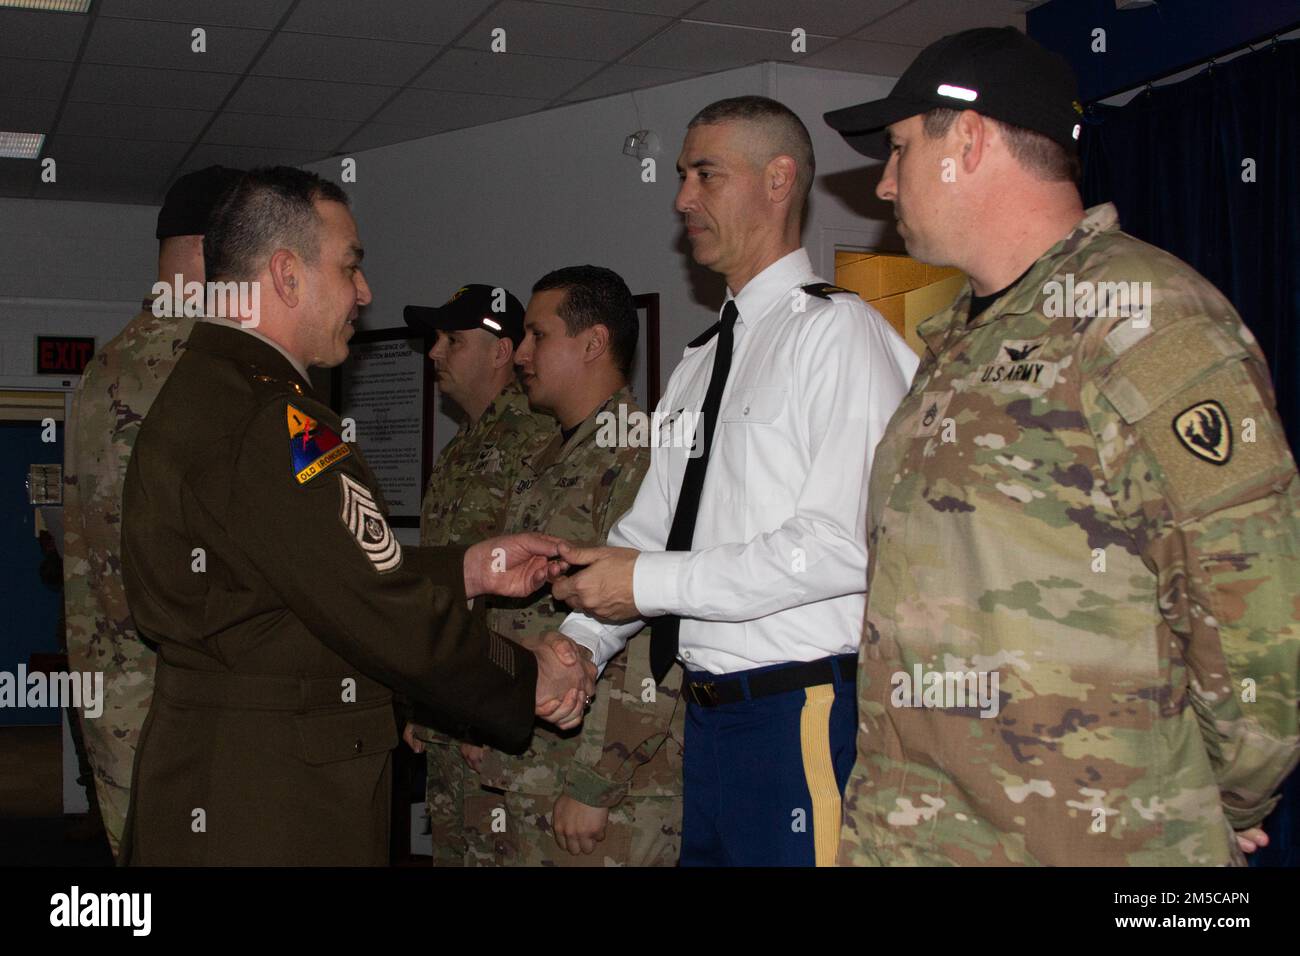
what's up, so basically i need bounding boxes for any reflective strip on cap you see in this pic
[482,317,503,331]
[936,83,978,102]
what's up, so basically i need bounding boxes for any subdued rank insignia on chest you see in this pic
[339,473,402,572]
[1173,399,1232,465]
[915,390,953,437]
[288,403,351,484]
[801,282,855,300]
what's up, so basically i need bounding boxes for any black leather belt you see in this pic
[685,654,857,707]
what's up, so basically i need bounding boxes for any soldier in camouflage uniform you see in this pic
[401,284,552,866]
[463,266,683,866]
[62,166,241,858]
[825,27,1299,865]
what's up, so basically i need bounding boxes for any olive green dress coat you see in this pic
[120,322,535,865]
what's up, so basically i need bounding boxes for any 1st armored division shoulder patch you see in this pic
[287,403,350,484]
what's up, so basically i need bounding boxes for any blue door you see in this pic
[0,419,64,726]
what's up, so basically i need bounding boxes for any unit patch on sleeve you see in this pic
[339,473,403,572]
[288,404,351,484]
[1172,399,1232,465]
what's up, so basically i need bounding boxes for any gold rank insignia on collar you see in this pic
[253,373,304,396]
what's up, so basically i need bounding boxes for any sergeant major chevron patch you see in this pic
[339,473,402,572]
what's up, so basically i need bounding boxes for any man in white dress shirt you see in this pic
[552,96,917,866]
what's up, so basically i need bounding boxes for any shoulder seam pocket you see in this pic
[1098,316,1243,424]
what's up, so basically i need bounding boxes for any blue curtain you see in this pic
[1081,38,1300,867]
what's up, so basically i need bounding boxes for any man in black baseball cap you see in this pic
[401,282,551,857]
[404,283,530,424]
[824,26,1081,161]
[405,283,525,348]
[63,162,242,859]
[825,27,1293,869]
[156,164,245,241]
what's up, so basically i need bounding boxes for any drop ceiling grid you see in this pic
[0,0,1033,204]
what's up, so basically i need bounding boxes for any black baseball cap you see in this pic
[824,27,1082,160]
[156,165,243,239]
[404,284,525,347]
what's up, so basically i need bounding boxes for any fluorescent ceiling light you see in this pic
[0,0,92,11]
[0,132,45,159]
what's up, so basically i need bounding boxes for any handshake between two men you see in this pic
[460,532,634,730]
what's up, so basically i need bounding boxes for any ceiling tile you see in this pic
[68,63,239,110]
[0,96,59,131]
[83,18,271,73]
[371,87,547,129]
[282,0,495,45]
[458,1,672,60]
[31,159,172,200]
[689,0,909,36]
[800,38,922,76]
[56,101,211,142]
[253,32,438,85]
[337,122,442,154]
[411,48,602,99]
[560,62,699,101]
[204,111,360,151]
[96,0,297,30]
[181,143,326,172]
[0,157,38,199]
[0,56,74,100]
[225,76,398,121]
[549,0,699,14]
[40,134,191,169]
[856,0,1028,44]
[0,9,87,62]
[624,20,835,71]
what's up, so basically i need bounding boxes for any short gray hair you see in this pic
[688,95,815,211]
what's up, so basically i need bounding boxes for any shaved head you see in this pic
[687,96,815,216]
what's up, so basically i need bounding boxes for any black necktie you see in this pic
[650,300,738,683]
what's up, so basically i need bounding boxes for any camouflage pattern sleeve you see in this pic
[1081,304,1300,830]
[562,442,675,808]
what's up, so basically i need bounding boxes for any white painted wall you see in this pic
[0,61,902,437]
[301,60,899,460]
[0,198,157,379]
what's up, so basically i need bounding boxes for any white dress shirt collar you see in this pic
[725,247,815,327]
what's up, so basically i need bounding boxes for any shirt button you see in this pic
[683,651,693,660]
[743,405,750,415]
[354,738,364,753]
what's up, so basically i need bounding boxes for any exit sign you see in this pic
[36,336,95,375]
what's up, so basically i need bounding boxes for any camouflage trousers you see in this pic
[76,657,156,859]
[462,789,681,867]
[425,741,468,867]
